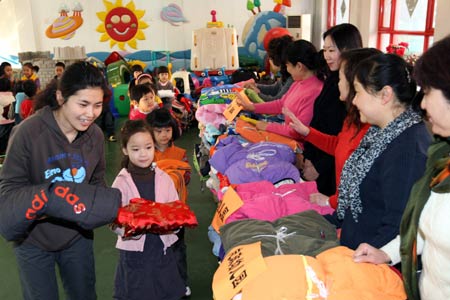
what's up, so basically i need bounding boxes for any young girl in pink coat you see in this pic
[112,119,185,300]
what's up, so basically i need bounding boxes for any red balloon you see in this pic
[263,27,292,51]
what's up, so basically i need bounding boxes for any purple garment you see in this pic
[245,142,296,164]
[210,141,296,175]
[209,142,246,174]
[214,135,242,150]
[226,181,335,223]
[225,159,300,184]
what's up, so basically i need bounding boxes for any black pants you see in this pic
[172,227,188,285]
[0,121,14,155]
[13,236,96,300]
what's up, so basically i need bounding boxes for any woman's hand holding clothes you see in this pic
[243,81,260,93]
[255,121,268,131]
[236,92,255,111]
[309,193,330,206]
[353,243,392,264]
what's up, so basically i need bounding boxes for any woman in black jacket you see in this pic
[302,23,362,196]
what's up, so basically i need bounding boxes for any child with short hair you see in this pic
[129,84,159,120]
[19,80,37,119]
[54,62,66,80]
[156,65,175,110]
[112,119,186,300]
[137,73,165,106]
[147,108,185,162]
[147,108,191,296]
[127,64,144,93]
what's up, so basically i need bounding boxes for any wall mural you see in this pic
[96,0,148,50]
[45,3,84,40]
[160,3,189,26]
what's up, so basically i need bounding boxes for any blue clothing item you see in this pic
[208,225,222,257]
[218,245,226,261]
[15,92,26,114]
[14,236,96,300]
[326,122,431,250]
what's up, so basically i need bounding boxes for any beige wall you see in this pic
[349,0,379,47]
[0,0,315,55]
[2,0,449,59]
[435,0,450,41]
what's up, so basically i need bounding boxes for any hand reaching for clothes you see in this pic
[309,193,330,206]
[255,121,268,131]
[236,91,255,112]
[283,107,310,136]
[243,81,260,93]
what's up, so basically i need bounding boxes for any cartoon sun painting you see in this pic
[96,0,148,50]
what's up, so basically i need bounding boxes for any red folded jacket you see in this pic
[115,198,198,237]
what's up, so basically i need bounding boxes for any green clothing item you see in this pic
[400,137,450,300]
[245,88,265,103]
[220,210,339,257]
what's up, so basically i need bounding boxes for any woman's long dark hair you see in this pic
[340,48,382,133]
[34,61,109,111]
[323,23,363,52]
[414,35,450,102]
[267,35,294,83]
[284,39,328,81]
[355,53,421,111]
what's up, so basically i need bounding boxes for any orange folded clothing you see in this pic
[115,198,198,237]
[235,118,301,152]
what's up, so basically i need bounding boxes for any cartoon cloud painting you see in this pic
[160,3,188,26]
[96,0,148,50]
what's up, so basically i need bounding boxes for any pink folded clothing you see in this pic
[226,180,334,224]
[195,104,227,129]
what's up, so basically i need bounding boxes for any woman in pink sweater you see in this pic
[284,48,381,208]
[237,39,325,140]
